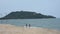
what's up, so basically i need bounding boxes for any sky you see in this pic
[0,0,60,18]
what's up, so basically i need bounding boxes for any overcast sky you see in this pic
[0,0,60,18]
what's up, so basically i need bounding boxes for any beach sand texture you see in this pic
[0,24,60,34]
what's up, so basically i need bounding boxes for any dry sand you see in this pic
[0,24,60,34]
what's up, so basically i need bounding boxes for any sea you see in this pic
[0,18,60,30]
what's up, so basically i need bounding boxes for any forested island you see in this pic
[0,11,56,19]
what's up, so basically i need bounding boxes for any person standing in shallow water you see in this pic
[29,24,31,28]
[26,24,27,28]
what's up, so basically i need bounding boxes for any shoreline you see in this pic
[0,24,60,34]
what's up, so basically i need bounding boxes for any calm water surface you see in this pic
[0,18,60,30]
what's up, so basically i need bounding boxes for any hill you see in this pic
[0,11,56,19]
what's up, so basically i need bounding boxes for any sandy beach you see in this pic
[0,24,60,34]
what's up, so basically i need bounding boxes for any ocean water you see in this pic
[0,18,60,30]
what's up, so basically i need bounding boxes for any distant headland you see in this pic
[0,11,56,19]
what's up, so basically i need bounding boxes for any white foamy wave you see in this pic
[24,26,39,28]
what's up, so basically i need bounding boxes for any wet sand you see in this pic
[0,24,60,34]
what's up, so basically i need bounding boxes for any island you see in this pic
[0,11,56,19]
